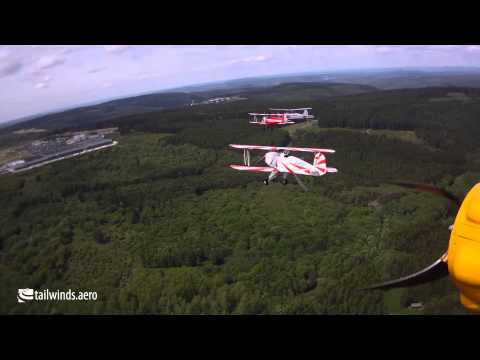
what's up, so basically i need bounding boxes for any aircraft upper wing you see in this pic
[269,108,312,111]
[248,113,287,116]
[230,165,274,172]
[230,144,335,153]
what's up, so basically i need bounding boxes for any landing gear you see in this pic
[282,178,288,185]
[263,179,269,185]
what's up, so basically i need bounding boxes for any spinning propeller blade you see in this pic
[362,252,449,291]
[389,181,461,207]
[253,154,266,165]
[293,173,309,192]
[363,182,460,292]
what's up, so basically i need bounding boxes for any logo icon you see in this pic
[17,288,34,303]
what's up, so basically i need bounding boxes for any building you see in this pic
[66,134,87,145]
[409,302,424,310]
[5,160,26,170]
[13,138,114,171]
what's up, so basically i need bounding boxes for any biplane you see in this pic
[229,144,338,191]
[269,107,314,120]
[248,113,296,128]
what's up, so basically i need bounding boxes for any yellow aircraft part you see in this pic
[448,183,480,313]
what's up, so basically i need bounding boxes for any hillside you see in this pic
[0,83,377,138]
[0,86,479,314]
[9,67,480,133]
[194,82,376,102]
[170,68,480,93]
[0,92,205,135]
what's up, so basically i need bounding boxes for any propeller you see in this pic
[293,173,309,192]
[362,252,449,290]
[364,182,461,292]
[388,181,461,207]
[252,154,266,165]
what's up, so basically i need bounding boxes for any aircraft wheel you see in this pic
[282,179,288,185]
[263,179,269,185]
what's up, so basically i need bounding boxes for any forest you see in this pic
[0,84,479,314]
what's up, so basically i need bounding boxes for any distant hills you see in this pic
[0,83,377,134]
[6,67,480,133]
[169,67,480,92]
[0,92,204,134]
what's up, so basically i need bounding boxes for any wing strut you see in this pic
[243,149,251,166]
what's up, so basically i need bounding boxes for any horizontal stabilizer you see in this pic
[362,252,449,291]
[327,167,338,173]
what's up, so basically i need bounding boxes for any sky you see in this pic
[2,45,480,123]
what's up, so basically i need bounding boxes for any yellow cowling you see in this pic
[448,183,480,313]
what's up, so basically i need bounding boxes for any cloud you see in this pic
[467,45,480,52]
[34,82,47,89]
[88,67,107,74]
[229,54,273,64]
[104,45,129,53]
[375,46,395,53]
[0,60,23,78]
[36,55,65,70]
[0,47,10,59]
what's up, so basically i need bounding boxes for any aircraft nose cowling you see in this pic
[449,240,480,313]
[448,183,480,313]
[466,188,480,224]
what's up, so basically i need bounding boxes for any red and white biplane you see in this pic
[229,144,338,191]
[248,113,296,128]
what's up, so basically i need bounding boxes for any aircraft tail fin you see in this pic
[313,152,327,174]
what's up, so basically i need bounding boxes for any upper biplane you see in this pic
[269,107,314,120]
[229,144,338,191]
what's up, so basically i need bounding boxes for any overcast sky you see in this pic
[2,45,480,123]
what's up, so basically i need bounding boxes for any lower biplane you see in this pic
[248,113,296,128]
[229,144,338,191]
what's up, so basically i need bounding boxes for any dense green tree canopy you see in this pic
[0,85,478,314]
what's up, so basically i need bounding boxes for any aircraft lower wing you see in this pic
[230,144,335,153]
[230,165,275,172]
